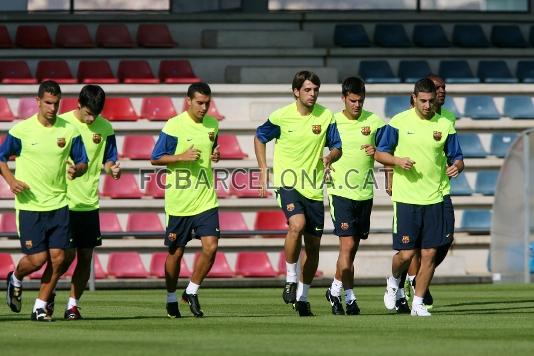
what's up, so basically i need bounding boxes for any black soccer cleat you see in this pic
[325,289,345,315]
[423,289,434,307]
[395,297,411,314]
[282,282,297,304]
[345,300,361,315]
[166,302,181,319]
[6,271,22,313]
[294,301,314,317]
[46,292,56,317]
[64,306,83,320]
[31,308,53,322]
[181,291,204,317]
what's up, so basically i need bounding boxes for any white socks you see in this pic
[345,289,356,303]
[33,298,47,312]
[67,297,78,309]
[413,295,424,306]
[11,273,22,288]
[185,281,200,295]
[166,292,177,303]
[329,278,343,297]
[286,262,298,283]
[296,282,310,302]
[388,275,401,289]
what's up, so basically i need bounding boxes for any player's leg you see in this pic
[33,248,67,321]
[165,246,184,318]
[6,251,47,313]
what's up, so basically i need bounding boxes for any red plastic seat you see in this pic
[101,173,143,199]
[144,173,166,199]
[0,253,15,278]
[118,60,159,84]
[140,97,177,121]
[126,212,163,233]
[182,97,224,120]
[159,60,201,84]
[96,24,134,48]
[229,171,271,198]
[0,61,37,84]
[55,24,94,48]
[102,98,139,121]
[216,179,230,198]
[77,60,119,84]
[255,210,287,238]
[194,252,234,278]
[99,212,123,233]
[17,97,38,119]
[0,178,15,199]
[219,211,249,237]
[15,25,52,48]
[36,60,77,84]
[59,97,78,114]
[137,24,176,48]
[121,135,155,160]
[149,252,192,278]
[0,97,15,121]
[218,134,247,159]
[107,252,148,278]
[235,252,277,277]
[0,25,13,48]
[0,212,17,233]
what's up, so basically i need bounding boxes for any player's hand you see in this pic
[322,155,335,182]
[211,145,220,163]
[66,161,77,180]
[9,179,29,194]
[446,164,459,178]
[361,144,376,156]
[110,161,121,180]
[179,145,201,161]
[259,168,268,198]
[395,157,415,170]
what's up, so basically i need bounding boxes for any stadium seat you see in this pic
[137,24,176,48]
[516,61,534,83]
[15,25,52,48]
[229,171,271,198]
[117,60,159,84]
[398,60,432,83]
[452,24,490,47]
[101,173,143,199]
[107,252,148,278]
[29,264,46,279]
[102,98,139,121]
[374,24,411,47]
[126,212,163,233]
[461,209,492,232]
[58,97,78,114]
[121,135,155,160]
[194,252,234,278]
[0,97,15,121]
[96,24,134,48]
[254,210,288,238]
[477,61,517,83]
[216,179,230,198]
[182,97,225,120]
[503,96,534,119]
[0,61,37,84]
[358,60,401,83]
[463,96,501,120]
[77,60,119,84]
[443,96,462,118]
[450,174,472,196]
[384,95,411,118]
[140,97,177,121]
[0,213,17,233]
[218,134,248,159]
[333,24,371,47]
[144,173,166,199]
[235,252,277,277]
[0,25,13,48]
[219,211,249,237]
[412,24,450,47]
[17,97,38,119]
[0,253,15,279]
[458,133,487,158]
[159,60,201,84]
[55,24,94,48]
[99,212,123,233]
[439,60,480,83]
[149,252,192,278]
[491,25,527,48]
[0,178,15,199]
[490,133,517,158]
[36,60,77,84]
[475,170,499,196]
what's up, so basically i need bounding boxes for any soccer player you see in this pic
[324,77,385,316]
[59,84,120,320]
[151,82,221,318]
[1,80,88,321]
[254,70,342,316]
[375,78,463,317]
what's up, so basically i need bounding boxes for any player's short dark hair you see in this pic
[413,78,436,96]
[187,82,211,99]
[38,80,61,98]
[292,70,321,91]
[79,85,106,115]
[341,77,365,97]
[426,73,444,82]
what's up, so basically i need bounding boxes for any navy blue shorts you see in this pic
[276,187,324,237]
[18,206,73,255]
[393,201,448,250]
[329,195,373,239]
[443,195,455,239]
[70,209,102,249]
[165,207,220,248]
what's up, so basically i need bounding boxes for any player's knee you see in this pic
[202,242,218,257]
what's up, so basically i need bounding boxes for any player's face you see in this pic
[294,80,319,108]
[413,91,436,119]
[78,105,99,125]
[342,92,365,119]
[37,92,60,121]
[187,92,211,121]
[430,77,446,107]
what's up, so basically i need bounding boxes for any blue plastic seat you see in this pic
[475,170,499,195]
[457,133,487,158]
[503,96,534,119]
[490,133,517,158]
[477,61,517,83]
[334,24,371,47]
[439,60,480,83]
[358,60,401,83]
[384,95,411,118]
[398,60,431,83]
[461,210,492,232]
[412,24,450,47]
[464,96,501,120]
[491,25,527,48]
[443,96,462,118]
[450,174,472,196]
[374,24,411,47]
[517,61,534,83]
[452,24,490,47]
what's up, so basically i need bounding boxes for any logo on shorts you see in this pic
[208,132,215,142]
[92,133,102,144]
[57,137,66,148]
[340,222,349,230]
[402,235,410,244]
[433,131,442,141]
[361,126,371,136]
[25,240,32,249]
[286,203,295,212]
[168,233,177,241]
[312,125,321,135]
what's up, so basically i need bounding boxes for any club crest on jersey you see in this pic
[433,131,442,141]
[208,131,215,142]
[286,203,295,212]
[57,137,66,148]
[402,235,410,244]
[25,240,32,249]
[312,125,321,134]
[340,222,349,231]
[92,133,102,144]
[361,126,371,136]
[168,233,177,241]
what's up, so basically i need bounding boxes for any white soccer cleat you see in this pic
[383,277,397,311]
[411,303,431,317]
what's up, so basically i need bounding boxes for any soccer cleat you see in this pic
[181,291,204,317]
[282,282,297,304]
[404,277,412,300]
[423,289,434,309]
[395,298,411,314]
[31,308,53,322]
[64,306,83,320]
[46,292,56,317]
[294,301,314,317]
[345,300,360,315]
[411,303,431,317]
[166,302,181,318]
[6,271,22,313]
[383,277,397,311]
[325,289,345,315]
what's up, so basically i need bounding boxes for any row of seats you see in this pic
[0,24,176,48]
[335,24,534,48]
[0,59,200,84]
[359,60,534,84]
